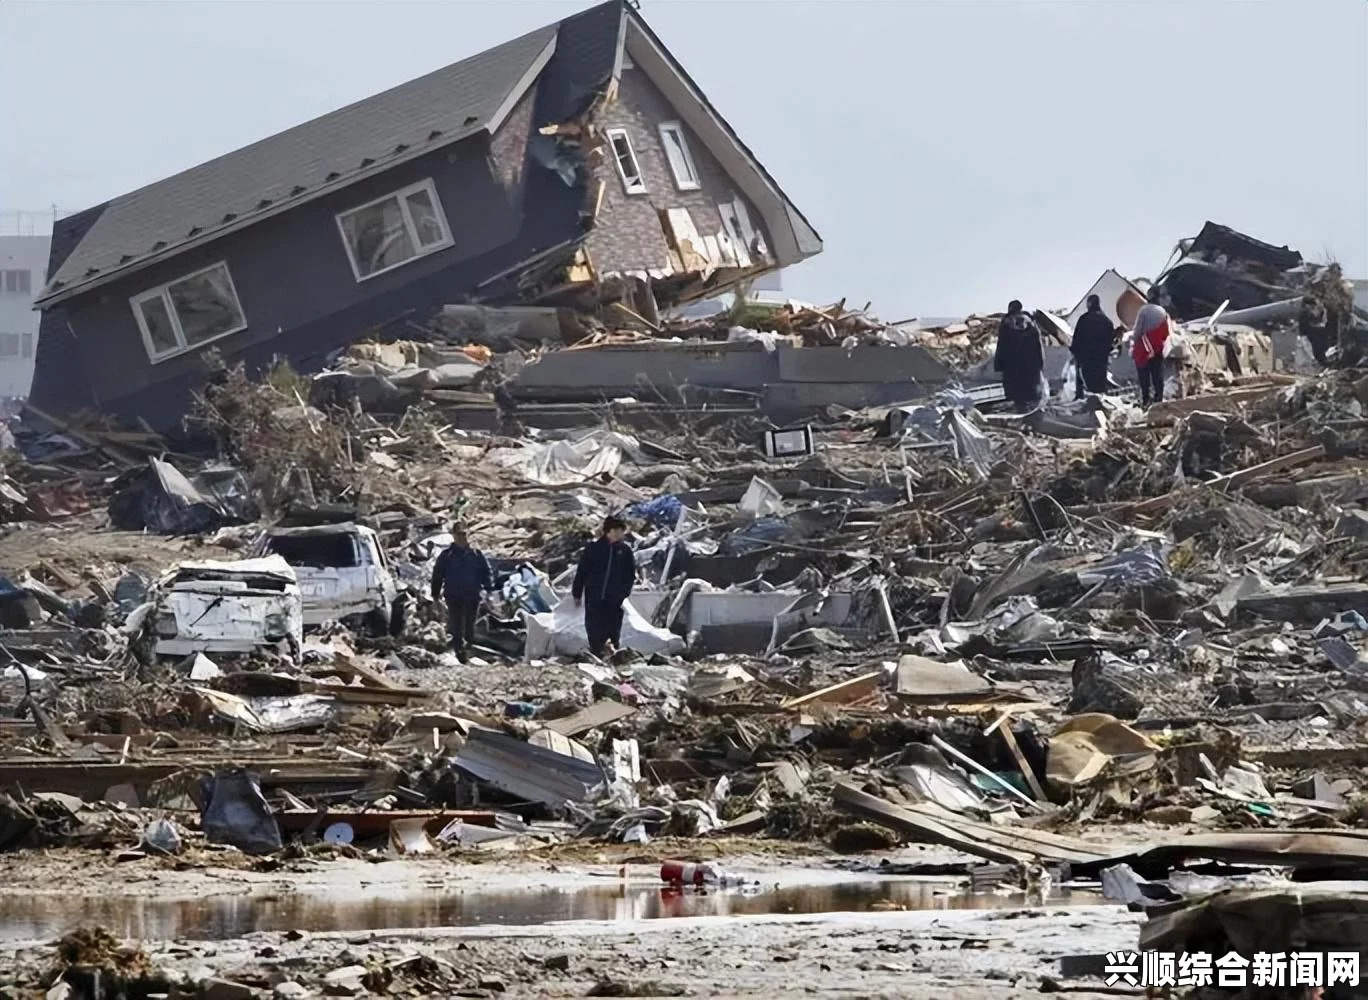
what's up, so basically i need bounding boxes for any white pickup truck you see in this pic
[256,523,406,636]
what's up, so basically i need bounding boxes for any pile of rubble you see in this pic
[1,220,1367,994]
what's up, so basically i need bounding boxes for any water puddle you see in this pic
[0,879,1103,942]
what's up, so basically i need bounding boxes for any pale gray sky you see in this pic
[3,0,1365,317]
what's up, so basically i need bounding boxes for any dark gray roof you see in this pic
[40,23,558,302]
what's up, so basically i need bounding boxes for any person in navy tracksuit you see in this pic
[572,516,636,656]
[430,528,493,662]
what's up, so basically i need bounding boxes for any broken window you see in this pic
[266,532,360,568]
[336,179,452,281]
[605,128,647,195]
[1,270,30,295]
[130,262,247,363]
[659,122,700,191]
[717,202,752,269]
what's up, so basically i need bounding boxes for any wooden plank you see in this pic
[1143,386,1283,424]
[544,701,637,738]
[995,712,1048,803]
[833,782,1033,865]
[322,656,401,692]
[1125,445,1326,517]
[1211,445,1326,491]
[782,671,883,710]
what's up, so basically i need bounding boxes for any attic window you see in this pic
[326,172,341,182]
[428,130,443,141]
[187,227,202,237]
[335,178,453,282]
[359,158,375,168]
[393,144,409,155]
[659,122,700,191]
[605,128,646,195]
[130,261,247,363]
[257,199,272,210]
[291,186,306,196]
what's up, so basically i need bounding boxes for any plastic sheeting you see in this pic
[524,599,684,659]
[108,458,257,535]
[198,769,282,855]
[1077,542,1171,588]
[626,495,684,528]
[488,429,642,486]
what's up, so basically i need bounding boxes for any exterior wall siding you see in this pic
[32,138,521,419]
[586,66,771,275]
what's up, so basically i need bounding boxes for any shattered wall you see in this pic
[586,66,772,278]
[490,83,538,210]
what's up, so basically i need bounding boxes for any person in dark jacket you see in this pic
[430,528,494,662]
[1070,295,1118,395]
[572,515,636,657]
[994,300,1045,412]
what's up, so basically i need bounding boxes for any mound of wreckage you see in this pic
[2,220,1368,990]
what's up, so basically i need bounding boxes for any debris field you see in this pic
[1,220,1367,998]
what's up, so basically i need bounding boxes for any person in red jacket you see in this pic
[1131,287,1171,407]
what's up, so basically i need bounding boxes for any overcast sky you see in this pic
[3,0,1365,318]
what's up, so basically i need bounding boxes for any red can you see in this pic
[660,861,712,885]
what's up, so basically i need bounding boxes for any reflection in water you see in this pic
[0,881,1101,943]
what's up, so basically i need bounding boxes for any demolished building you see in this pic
[27,0,821,429]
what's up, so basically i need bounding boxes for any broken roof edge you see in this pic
[621,10,823,267]
[34,32,560,311]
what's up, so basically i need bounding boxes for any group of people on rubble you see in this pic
[429,516,636,662]
[997,261,1357,412]
[992,286,1173,412]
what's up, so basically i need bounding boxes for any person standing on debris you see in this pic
[1130,287,1171,407]
[1299,293,1331,365]
[1070,295,1118,396]
[430,528,494,663]
[993,300,1046,412]
[572,515,636,658]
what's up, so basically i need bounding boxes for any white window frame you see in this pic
[605,128,648,195]
[129,261,248,364]
[335,178,454,282]
[658,122,701,192]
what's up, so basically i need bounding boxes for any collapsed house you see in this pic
[27,0,820,429]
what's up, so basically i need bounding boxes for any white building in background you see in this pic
[0,232,50,398]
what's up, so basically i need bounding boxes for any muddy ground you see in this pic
[0,844,1148,997]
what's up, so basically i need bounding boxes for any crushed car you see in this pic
[130,556,304,662]
[254,522,407,636]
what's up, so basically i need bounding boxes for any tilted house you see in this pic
[30,0,820,428]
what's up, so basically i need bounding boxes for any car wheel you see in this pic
[363,607,390,638]
[388,594,409,638]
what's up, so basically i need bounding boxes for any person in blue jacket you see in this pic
[572,515,636,657]
[430,528,493,662]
